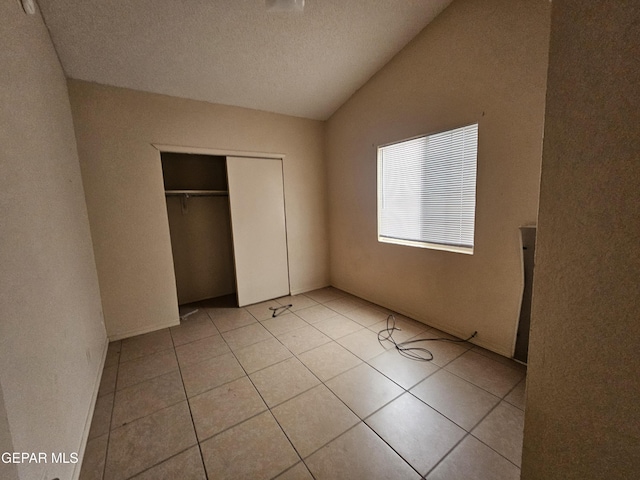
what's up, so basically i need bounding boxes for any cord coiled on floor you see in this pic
[378,314,477,361]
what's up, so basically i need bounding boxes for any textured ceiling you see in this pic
[38,0,453,120]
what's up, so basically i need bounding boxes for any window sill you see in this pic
[378,236,474,255]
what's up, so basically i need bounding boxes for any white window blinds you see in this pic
[377,124,478,254]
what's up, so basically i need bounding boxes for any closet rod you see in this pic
[165,189,228,197]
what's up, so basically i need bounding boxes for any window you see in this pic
[377,123,478,254]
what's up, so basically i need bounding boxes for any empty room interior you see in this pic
[1,0,638,479]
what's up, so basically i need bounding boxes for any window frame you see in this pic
[376,123,479,255]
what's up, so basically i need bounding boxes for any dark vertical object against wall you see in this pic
[515,226,536,363]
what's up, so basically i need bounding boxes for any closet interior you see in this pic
[161,152,291,310]
[162,153,237,307]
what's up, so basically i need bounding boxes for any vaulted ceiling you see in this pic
[38,0,453,120]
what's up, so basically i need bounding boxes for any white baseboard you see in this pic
[290,283,331,296]
[330,282,513,359]
[73,336,109,480]
[108,319,180,342]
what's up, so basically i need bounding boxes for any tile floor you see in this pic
[80,287,526,480]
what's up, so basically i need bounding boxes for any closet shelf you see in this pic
[165,189,229,197]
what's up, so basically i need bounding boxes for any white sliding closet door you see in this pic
[227,156,290,306]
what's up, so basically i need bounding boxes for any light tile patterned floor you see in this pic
[80,288,526,480]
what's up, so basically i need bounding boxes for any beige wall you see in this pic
[68,80,329,339]
[0,3,107,480]
[522,1,640,478]
[325,0,551,355]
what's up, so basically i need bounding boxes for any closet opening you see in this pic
[160,148,291,314]
[161,152,238,310]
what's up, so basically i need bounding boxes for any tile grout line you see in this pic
[348,366,470,478]
[247,301,349,480]
[319,297,477,479]
[420,431,472,479]
[212,311,316,480]
[417,363,524,476]
[459,399,523,470]
[94,293,343,479]
[106,331,211,477]
[112,354,180,392]
[435,351,526,399]
[269,293,423,476]
[305,294,494,478]
[359,420,426,479]
[100,344,121,480]
[266,461,312,480]
[206,293,399,477]
[169,322,212,480]
[122,446,198,480]
[96,289,525,479]
[501,377,527,411]
[296,310,430,474]
[407,348,527,476]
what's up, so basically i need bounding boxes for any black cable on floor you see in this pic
[269,304,293,317]
[378,314,477,361]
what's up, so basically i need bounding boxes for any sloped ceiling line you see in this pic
[37,0,453,120]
